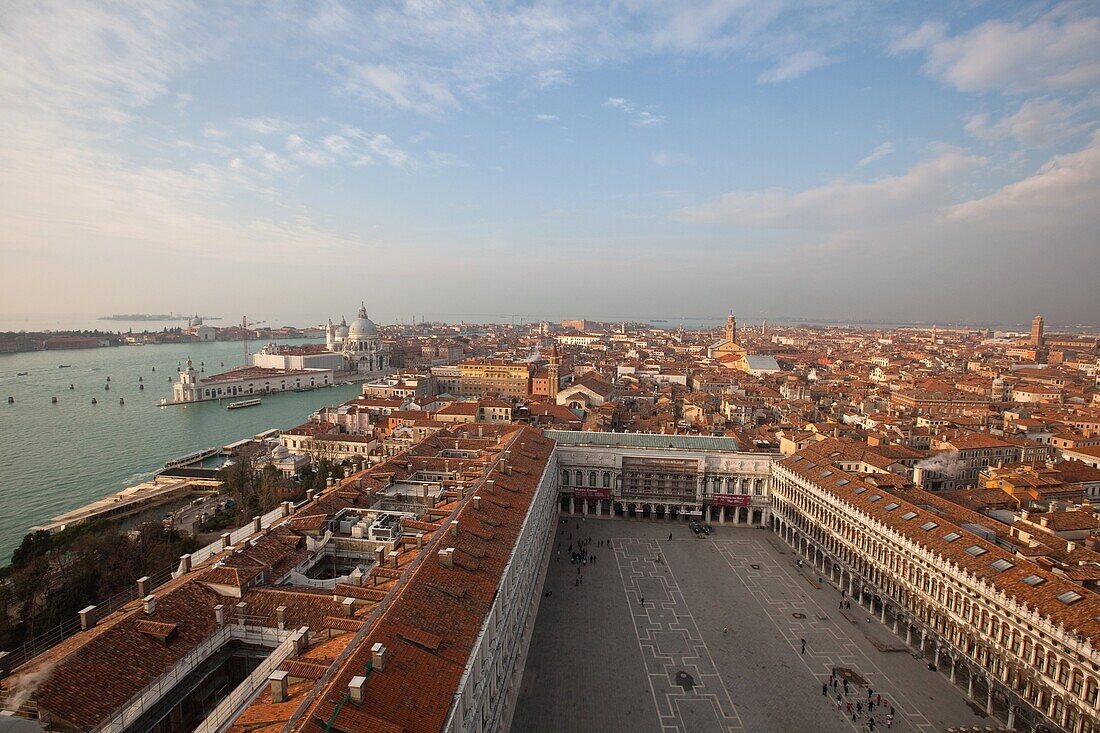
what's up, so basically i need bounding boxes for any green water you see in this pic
[0,340,360,562]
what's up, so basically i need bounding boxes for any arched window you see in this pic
[589,471,597,487]
[575,470,583,486]
[603,472,611,488]
[561,469,570,486]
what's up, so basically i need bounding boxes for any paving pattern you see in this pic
[614,538,744,733]
[710,536,938,733]
[511,519,986,733]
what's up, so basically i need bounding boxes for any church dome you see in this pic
[347,303,378,338]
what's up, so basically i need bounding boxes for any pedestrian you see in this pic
[844,680,849,695]
[867,688,873,701]
[723,626,728,637]
[886,714,893,729]
[640,596,645,605]
[876,694,881,706]
[822,683,828,696]
[668,532,673,541]
[856,702,862,716]
[888,706,894,718]
[801,638,807,655]
[836,697,842,710]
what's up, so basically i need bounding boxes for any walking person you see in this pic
[722,626,728,637]
[668,532,673,541]
[801,638,807,655]
[822,683,828,696]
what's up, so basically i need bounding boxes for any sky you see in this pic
[0,1,1098,327]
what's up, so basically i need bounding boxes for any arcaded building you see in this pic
[771,438,1100,733]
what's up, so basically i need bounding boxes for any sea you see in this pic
[0,339,361,563]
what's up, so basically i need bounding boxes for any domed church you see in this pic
[325,302,389,373]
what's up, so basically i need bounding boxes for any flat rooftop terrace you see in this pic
[513,520,993,733]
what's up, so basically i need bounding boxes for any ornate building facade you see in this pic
[771,440,1100,733]
[323,302,389,374]
[548,430,777,525]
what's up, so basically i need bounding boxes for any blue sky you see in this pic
[1,1,1098,326]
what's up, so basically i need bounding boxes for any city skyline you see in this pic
[1,1,1098,324]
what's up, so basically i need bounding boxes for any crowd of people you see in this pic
[554,517,609,587]
[825,668,896,731]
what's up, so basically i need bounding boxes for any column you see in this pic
[848,576,855,597]
[583,499,588,516]
[569,498,575,514]
[968,671,975,700]
[920,630,927,654]
[986,682,994,716]
[949,657,957,684]
[718,507,725,524]
[892,612,899,635]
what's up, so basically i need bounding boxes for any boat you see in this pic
[16,372,28,376]
[58,364,71,369]
[164,446,219,469]
[227,398,262,410]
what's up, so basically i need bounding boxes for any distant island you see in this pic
[98,314,221,321]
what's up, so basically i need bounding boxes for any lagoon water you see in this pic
[0,339,360,562]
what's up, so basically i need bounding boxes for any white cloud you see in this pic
[673,150,985,228]
[949,130,1100,224]
[330,60,459,117]
[534,113,559,121]
[603,96,665,126]
[757,50,831,83]
[651,151,694,167]
[857,141,895,167]
[535,69,569,88]
[964,99,1094,148]
[893,7,1100,93]
[233,116,291,135]
[310,2,851,118]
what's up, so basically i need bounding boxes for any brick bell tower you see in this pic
[548,342,560,399]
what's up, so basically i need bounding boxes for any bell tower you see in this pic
[725,312,736,344]
[548,342,561,399]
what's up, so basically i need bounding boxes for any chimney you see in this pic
[269,670,289,703]
[486,479,495,492]
[375,546,385,566]
[450,520,459,538]
[276,605,287,631]
[371,642,388,672]
[388,550,399,568]
[438,547,455,568]
[349,567,363,586]
[79,605,97,630]
[342,597,355,617]
[252,515,261,533]
[221,532,232,549]
[142,594,156,615]
[349,675,366,705]
[214,604,225,625]
[236,602,249,626]
[473,495,481,510]
[178,554,192,574]
[416,533,424,549]
[137,575,151,598]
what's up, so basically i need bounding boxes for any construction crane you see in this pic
[241,316,266,366]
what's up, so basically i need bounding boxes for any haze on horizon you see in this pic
[0,1,1098,327]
